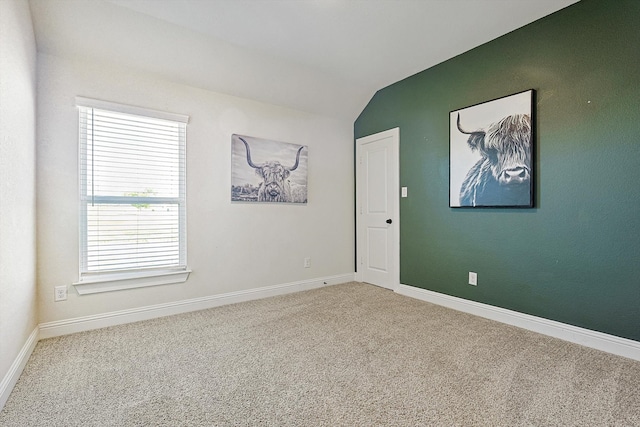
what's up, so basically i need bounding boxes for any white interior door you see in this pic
[356,128,399,290]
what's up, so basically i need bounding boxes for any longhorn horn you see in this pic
[288,146,304,171]
[456,113,484,135]
[239,137,263,169]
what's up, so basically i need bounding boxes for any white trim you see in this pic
[396,284,640,361]
[75,96,189,123]
[392,128,400,291]
[355,127,400,291]
[41,273,354,339]
[0,327,39,411]
[73,269,191,295]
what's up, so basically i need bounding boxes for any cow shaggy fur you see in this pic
[458,114,532,207]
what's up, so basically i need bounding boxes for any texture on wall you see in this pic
[0,0,38,400]
[355,0,640,341]
[36,53,354,324]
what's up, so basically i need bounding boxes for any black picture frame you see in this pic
[449,89,534,208]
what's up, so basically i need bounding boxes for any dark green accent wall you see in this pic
[354,0,640,341]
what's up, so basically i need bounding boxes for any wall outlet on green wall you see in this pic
[468,272,477,286]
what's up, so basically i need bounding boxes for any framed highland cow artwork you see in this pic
[231,134,308,204]
[449,89,534,208]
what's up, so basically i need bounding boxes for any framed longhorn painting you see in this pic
[449,89,534,208]
[231,134,308,204]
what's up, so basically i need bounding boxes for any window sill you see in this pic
[72,269,191,295]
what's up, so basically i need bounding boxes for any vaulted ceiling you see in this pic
[29,0,578,121]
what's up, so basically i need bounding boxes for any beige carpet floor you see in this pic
[1,282,639,426]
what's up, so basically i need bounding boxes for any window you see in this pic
[74,98,190,294]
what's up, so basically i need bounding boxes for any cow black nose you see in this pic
[501,167,529,184]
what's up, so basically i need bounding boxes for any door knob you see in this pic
[386,219,392,224]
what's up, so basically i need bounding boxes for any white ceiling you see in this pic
[29,0,579,121]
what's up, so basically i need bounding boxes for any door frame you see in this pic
[355,127,400,290]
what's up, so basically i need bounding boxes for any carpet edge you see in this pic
[0,327,38,411]
[38,273,355,340]
[396,283,640,361]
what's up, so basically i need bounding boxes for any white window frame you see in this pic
[73,97,190,295]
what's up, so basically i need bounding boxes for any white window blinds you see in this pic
[77,99,188,276]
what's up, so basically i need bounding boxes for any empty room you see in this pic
[1,0,639,425]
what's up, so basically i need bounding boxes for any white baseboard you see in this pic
[396,284,640,361]
[39,273,354,340]
[10,276,632,413]
[0,327,39,411]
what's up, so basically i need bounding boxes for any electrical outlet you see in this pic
[468,272,478,286]
[304,257,311,268]
[54,285,67,301]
